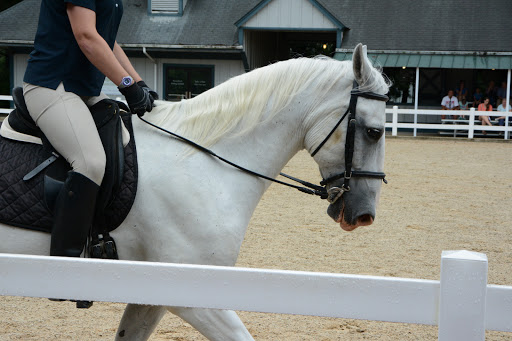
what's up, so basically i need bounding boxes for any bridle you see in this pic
[299,80,389,203]
[138,80,388,204]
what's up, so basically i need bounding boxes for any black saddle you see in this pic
[0,87,139,258]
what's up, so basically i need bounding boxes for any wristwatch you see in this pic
[118,76,134,89]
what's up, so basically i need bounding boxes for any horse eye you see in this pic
[367,128,383,140]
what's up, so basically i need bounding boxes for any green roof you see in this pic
[334,52,512,70]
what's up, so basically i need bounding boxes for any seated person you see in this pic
[477,97,493,134]
[455,80,467,100]
[496,81,509,107]
[472,88,483,107]
[441,90,459,119]
[496,98,511,126]
[458,96,469,118]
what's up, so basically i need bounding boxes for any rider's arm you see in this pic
[113,42,143,83]
[66,4,128,86]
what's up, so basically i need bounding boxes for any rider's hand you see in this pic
[137,80,159,103]
[118,82,153,117]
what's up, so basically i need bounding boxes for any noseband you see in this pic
[139,81,388,204]
[308,81,388,203]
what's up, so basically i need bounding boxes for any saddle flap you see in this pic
[7,87,40,137]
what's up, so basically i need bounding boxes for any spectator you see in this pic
[441,90,459,119]
[455,80,468,100]
[458,96,469,118]
[472,88,483,107]
[459,96,469,110]
[486,80,498,107]
[496,98,511,126]
[477,97,493,134]
[496,81,510,107]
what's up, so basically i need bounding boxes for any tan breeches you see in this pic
[23,82,106,185]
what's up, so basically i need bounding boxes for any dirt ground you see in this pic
[1,137,511,340]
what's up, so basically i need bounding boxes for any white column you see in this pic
[505,69,511,140]
[438,250,488,341]
[414,67,419,137]
[468,108,475,139]
[392,105,398,136]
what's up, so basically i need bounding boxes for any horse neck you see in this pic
[212,97,308,179]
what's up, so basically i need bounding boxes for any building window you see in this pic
[164,64,214,101]
[150,0,187,14]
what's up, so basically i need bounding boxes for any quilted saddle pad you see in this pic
[0,113,138,234]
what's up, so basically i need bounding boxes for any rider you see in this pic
[22,0,157,258]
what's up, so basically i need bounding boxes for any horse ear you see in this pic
[352,43,371,85]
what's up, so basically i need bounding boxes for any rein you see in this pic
[137,116,328,198]
[138,81,388,203]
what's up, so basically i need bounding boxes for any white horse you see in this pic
[0,44,389,340]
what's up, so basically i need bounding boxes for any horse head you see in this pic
[307,44,389,231]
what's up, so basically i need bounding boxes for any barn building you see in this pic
[0,0,511,108]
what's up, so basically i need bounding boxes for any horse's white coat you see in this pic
[0,44,389,340]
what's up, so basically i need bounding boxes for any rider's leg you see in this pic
[23,82,106,257]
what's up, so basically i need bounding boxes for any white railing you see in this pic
[386,107,512,140]
[2,95,512,140]
[0,95,13,115]
[0,250,511,340]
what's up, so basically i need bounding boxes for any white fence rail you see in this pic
[2,95,512,140]
[386,106,512,140]
[0,250,511,340]
[0,95,13,115]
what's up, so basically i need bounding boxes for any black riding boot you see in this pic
[50,171,99,257]
[50,171,99,309]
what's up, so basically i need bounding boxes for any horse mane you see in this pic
[149,56,389,150]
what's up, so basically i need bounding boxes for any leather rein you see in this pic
[138,81,388,203]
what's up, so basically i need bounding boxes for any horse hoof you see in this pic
[76,300,93,309]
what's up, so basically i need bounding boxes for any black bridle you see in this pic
[295,81,389,203]
[138,81,388,203]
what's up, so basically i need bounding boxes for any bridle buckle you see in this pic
[327,186,347,204]
[344,171,352,180]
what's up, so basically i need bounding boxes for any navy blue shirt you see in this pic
[24,0,123,96]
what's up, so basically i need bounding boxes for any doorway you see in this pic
[164,64,214,101]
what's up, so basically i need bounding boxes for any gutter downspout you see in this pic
[142,47,158,94]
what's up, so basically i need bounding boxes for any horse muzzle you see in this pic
[326,184,377,231]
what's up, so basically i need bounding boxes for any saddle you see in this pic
[0,87,139,258]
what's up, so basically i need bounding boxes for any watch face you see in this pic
[122,77,133,87]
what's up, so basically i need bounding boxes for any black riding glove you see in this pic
[118,82,153,117]
[137,80,159,103]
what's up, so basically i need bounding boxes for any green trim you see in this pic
[334,51,512,70]
[306,0,346,29]
[235,0,273,27]
[235,0,345,29]
[238,26,341,47]
[240,26,338,32]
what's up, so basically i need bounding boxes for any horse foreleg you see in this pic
[115,304,167,341]
[168,307,254,341]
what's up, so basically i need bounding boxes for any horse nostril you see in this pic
[357,214,374,226]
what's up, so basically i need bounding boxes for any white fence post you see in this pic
[438,250,488,341]
[468,108,475,139]
[392,105,398,136]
